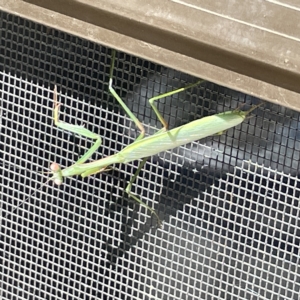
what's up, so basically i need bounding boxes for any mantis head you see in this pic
[50,162,63,186]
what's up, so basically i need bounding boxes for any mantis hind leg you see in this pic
[125,157,162,227]
[108,50,145,142]
[109,49,205,134]
[53,86,102,164]
[148,77,206,131]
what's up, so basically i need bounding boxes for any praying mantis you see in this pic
[6,50,261,226]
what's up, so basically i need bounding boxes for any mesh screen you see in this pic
[1,11,300,300]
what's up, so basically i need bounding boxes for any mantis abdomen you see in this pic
[120,110,248,163]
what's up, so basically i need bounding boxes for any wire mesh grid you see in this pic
[1,11,300,300]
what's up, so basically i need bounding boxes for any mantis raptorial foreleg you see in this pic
[54,87,102,166]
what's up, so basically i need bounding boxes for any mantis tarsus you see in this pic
[6,50,261,226]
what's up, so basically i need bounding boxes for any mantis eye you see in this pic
[50,162,60,172]
[53,178,63,186]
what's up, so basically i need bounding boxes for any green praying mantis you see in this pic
[6,50,261,226]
